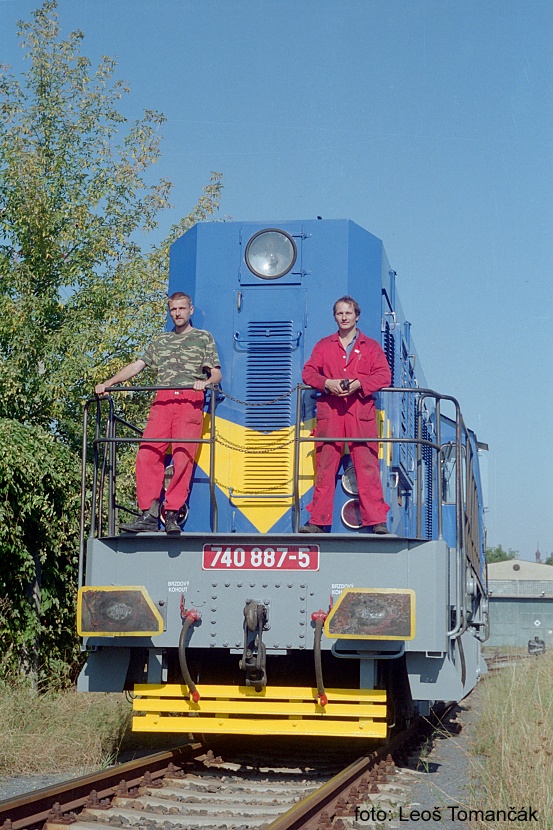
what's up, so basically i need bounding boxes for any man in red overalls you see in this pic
[95,293,221,535]
[299,296,391,534]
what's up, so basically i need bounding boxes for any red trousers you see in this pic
[136,390,204,511]
[307,401,390,527]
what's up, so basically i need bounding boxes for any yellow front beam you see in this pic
[135,698,385,717]
[132,684,387,738]
[132,714,386,737]
[135,683,386,701]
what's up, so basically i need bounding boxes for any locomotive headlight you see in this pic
[77,586,164,637]
[325,588,416,640]
[245,229,297,279]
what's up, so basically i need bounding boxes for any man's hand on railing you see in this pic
[193,379,213,392]
[94,359,147,398]
[94,383,111,397]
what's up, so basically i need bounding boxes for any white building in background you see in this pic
[487,560,553,648]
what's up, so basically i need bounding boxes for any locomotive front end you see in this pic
[78,219,488,739]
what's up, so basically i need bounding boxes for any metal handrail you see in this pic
[81,385,219,544]
[292,398,442,533]
[80,383,484,639]
[233,330,303,346]
[293,384,482,638]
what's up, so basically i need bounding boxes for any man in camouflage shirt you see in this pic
[95,292,222,535]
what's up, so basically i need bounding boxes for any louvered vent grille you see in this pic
[399,390,415,475]
[243,320,294,497]
[245,321,293,430]
[384,322,395,385]
[421,420,433,538]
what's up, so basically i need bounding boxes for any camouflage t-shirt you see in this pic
[141,328,220,387]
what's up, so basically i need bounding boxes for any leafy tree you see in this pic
[485,544,518,563]
[544,553,553,566]
[0,0,222,447]
[0,1,222,681]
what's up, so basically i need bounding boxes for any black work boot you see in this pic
[164,510,181,535]
[298,523,327,533]
[120,500,160,533]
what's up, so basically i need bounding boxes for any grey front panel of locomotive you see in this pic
[83,535,449,652]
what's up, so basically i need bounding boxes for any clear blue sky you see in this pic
[2,0,552,560]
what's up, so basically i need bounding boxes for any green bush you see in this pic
[0,419,81,682]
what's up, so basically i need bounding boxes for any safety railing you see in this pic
[80,383,485,637]
[293,384,481,638]
[293,385,445,536]
[79,386,218,589]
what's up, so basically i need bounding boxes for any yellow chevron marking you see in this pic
[195,415,316,533]
[195,410,389,533]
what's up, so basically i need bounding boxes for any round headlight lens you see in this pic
[245,229,297,279]
[341,498,363,529]
[341,464,358,496]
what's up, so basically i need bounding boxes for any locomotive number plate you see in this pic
[202,544,320,571]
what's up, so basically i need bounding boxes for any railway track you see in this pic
[0,710,451,830]
[484,650,542,670]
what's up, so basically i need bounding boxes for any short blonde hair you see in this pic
[168,291,193,307]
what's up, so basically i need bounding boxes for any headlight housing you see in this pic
[245,229,297,279]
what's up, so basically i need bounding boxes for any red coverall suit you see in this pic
[302,330,391,527]
[136,389,205,512]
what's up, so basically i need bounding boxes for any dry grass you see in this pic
[0,679,132,775]
[471,652,553,828]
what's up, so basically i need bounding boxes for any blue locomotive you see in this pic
[77,219,489,739]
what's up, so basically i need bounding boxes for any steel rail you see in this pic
[0,744,201,830]
[264,726,414,830]
[265,703,457,830]
[1,701,461,830]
